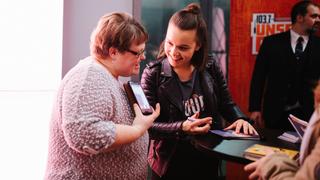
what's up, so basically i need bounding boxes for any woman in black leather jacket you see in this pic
[141,3,257,179]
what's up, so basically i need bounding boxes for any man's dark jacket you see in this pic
[249,30,320,129]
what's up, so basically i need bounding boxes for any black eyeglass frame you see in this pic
[126,49,145,58]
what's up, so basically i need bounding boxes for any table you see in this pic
[192,128,300,164]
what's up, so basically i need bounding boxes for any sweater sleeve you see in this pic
[260,153,299,180]
[61,67,116,155]
[261,138,320,180]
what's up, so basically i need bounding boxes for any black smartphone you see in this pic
[123,81,153,115]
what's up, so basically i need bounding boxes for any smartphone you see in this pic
[123,81,153,115]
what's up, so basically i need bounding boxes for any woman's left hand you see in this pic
[244,151,275,179]
[244,154,268,179]
[224,119,258,135]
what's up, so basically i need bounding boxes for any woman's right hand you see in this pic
[107,104,160,150]
[182,112,212,135]
[132,103,160,135]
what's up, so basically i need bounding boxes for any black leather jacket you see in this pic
[141,58,248,176]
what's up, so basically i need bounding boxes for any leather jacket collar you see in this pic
[160,58,173,77]
[158,58,216,116]
[159,58,184,113]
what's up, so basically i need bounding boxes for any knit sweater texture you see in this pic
[45,56,148,180]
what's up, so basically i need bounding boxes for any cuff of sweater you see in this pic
[260,153,298,179]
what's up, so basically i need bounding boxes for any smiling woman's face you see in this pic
[164,23,200,70]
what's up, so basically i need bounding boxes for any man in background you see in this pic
[249,0,320,130]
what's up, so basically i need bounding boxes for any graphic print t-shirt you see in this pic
[176,70,205,117]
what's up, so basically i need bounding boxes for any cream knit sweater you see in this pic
[45,57,148,180]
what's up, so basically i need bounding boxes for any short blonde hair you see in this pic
[90,12,148,60]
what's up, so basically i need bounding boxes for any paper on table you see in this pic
[278,131,301,143]
[288,114,308,139]
[210,130,260,140]
[243,144,299,161]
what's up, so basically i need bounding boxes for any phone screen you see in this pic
[129,82,153,114]
[130,83,149,109]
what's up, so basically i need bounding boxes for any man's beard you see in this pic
[307,21,320,35]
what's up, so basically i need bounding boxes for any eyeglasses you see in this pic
[126,49,145,58]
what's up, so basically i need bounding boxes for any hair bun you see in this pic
[185,3,201,14]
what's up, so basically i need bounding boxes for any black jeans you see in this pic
[150,141,219,180]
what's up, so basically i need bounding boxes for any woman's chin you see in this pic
[132,69,140,75]
[168,59,182,67]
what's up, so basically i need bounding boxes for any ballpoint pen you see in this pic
[187,117,196,122]
[187,117,217,125]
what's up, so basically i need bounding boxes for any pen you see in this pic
[187,117,196,122]
[187,117,217,124]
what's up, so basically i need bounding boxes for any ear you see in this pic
[296,14,304,23]
[108,47,118,59]
[195,43,201,51]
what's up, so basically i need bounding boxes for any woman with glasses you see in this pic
[141,3,257,179]
[44,12,160,180]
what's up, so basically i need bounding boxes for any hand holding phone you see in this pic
[132,103,160,134]
[123,81,153,115]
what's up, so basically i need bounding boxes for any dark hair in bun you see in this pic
[184,3,201,14]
